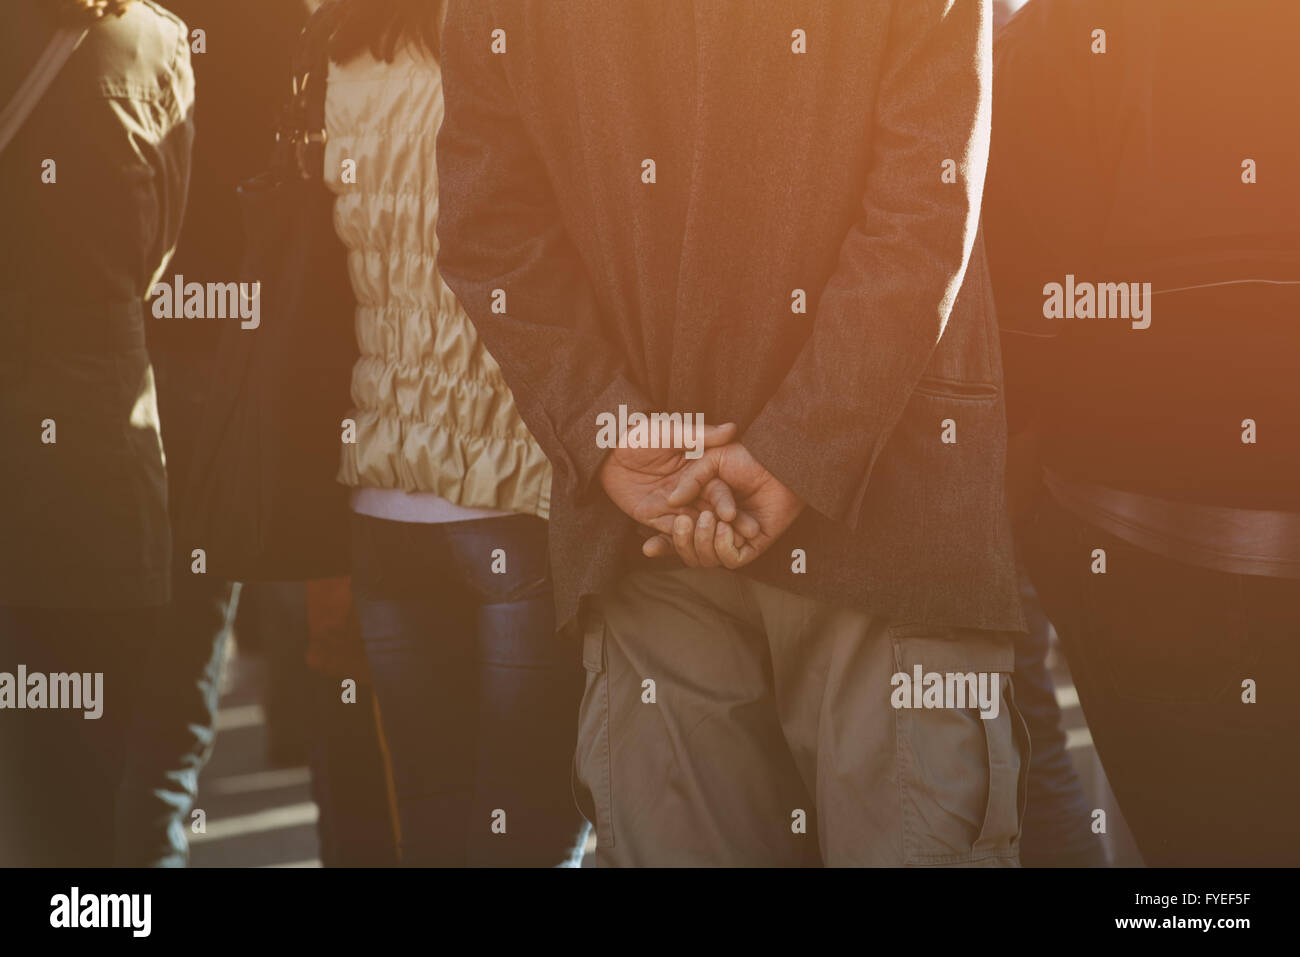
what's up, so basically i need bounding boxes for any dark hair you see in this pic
[329,0,444,66]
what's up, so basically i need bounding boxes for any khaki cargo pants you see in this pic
[571,568,1029,866]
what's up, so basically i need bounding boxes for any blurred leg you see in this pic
[307,668,399,866]
[1012,576,1106,867]
[116,344,240,866]
[260,582,313,767]
[116,578,238,866]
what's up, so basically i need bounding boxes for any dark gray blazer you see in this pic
[437,0,1024,634]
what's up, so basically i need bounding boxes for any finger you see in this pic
[699,422,738,449]
[642,534,672,558]
[714,520,745,569]
[699,477,737,523]
[643,505,698,536]
[732,509,761,540]
[728,537,762,569]
[719,521,764,569]
[693,510,721,567]
[733,541,761,567]
[672,513,700,568]
[667,455,720,508]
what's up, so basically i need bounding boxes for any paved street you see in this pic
[190,646,320,868]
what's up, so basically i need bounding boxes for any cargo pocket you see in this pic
[892,626,1026,865]
[570,599,615,848]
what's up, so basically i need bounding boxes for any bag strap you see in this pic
[272,0,349,182]
[0,25,91,156]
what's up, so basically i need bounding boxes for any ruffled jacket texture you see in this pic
[323,46,550,519]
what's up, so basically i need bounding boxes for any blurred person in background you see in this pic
[0,0,193,866]
[144,0,398,868]
[112,0,307,867]
[322,0,588,866]
[987,0,1300,865]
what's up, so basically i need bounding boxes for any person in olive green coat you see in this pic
[0,0,194,866]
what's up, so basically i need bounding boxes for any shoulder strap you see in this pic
[0,25,91,156]
[273,0,349,182]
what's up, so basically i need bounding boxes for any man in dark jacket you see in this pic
[437,0,1026,865]
[986,0,1300,865]
[0,0,194,866]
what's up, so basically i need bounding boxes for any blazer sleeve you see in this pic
[741,0,992,529]
[436,1,653,504]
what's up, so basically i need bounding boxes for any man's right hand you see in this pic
[642,442,804,569]
[597,422,753,538]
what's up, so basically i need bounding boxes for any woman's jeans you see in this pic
[350,511,588,866]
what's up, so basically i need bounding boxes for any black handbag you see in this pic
[180,1,356,582]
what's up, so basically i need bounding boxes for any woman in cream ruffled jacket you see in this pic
[322,0,586,866]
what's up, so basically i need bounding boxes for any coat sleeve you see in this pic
[741,0,992,529]
[147,19,195,295]
[436,1,652,504]
[984,2,1106,439]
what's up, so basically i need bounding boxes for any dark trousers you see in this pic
[113,351,239,866]
[115,577,236,866]
[308,669,400,867]
[0,605,155,866]
[350,511,588,866]
[238,582,313,767]
[1021,490,1300,865]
